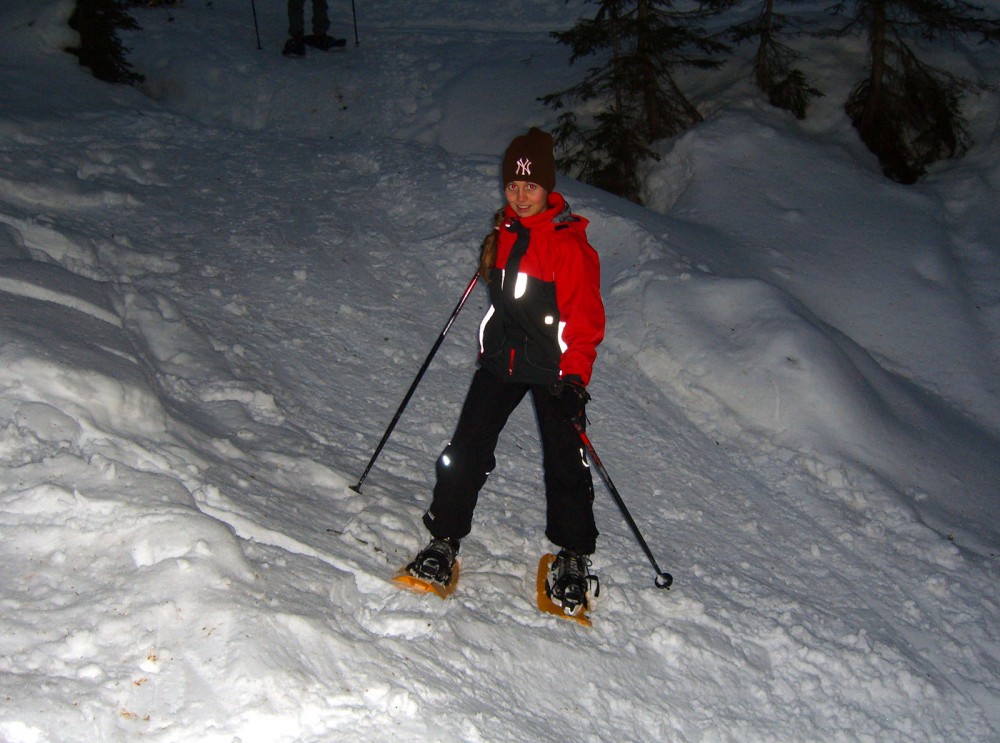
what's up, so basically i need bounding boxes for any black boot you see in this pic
[547,549,599,614]
[407,537,460,585]
[304,34,346,51]
[282,35,306,57]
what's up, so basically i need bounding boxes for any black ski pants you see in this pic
[423,368,598,554]
[287,0,329,37]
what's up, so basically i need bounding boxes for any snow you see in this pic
[1,0,999,740]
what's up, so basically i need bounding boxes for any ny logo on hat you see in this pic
[516,158,533,177]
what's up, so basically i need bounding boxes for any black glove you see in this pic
[548,375,590,422]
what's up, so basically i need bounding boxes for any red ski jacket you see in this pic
[478,192,605,387]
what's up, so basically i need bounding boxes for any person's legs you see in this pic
[287,0,306,37]
[310,0,330,36]
[532,387,598,555]
[423,369,528,541]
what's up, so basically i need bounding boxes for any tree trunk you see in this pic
[636,0,664,139]
[755,0,775,93]
[862,0,888,130]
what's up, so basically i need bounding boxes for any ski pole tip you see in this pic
[655,572,673,589]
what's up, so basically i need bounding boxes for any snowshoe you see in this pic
[537,551,599,626]
[304,34,347,51]
[393,538,461,599]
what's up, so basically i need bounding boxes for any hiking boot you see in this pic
[547,549,599,614]
[282,35,305,57]
[304,33,347,51]
[406,537,460,585]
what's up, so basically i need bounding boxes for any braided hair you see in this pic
[478,209,505,283]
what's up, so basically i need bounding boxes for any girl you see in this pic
[406,128,605,613]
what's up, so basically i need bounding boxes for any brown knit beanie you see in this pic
[502,127,556,192]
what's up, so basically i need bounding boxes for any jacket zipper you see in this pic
[508,348,516,376]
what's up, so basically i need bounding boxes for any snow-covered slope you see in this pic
[1,1,998,741]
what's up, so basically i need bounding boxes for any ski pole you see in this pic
[351,0,359,46]
[573,419,673,589]
[351,272,480,493]
[249,0,262,49]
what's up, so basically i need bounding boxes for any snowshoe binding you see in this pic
[537,550,599,626]
[393,537,461,599]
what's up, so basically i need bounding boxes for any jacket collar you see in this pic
[504,191,569,230]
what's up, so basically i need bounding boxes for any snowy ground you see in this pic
[1,0,999,741]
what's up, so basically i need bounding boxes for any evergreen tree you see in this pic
[728,0,823,119]
[66,0,144,85]
[832,0,1000,183]
[542,0,729,202]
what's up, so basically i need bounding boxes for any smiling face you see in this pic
[505,181,548,218]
